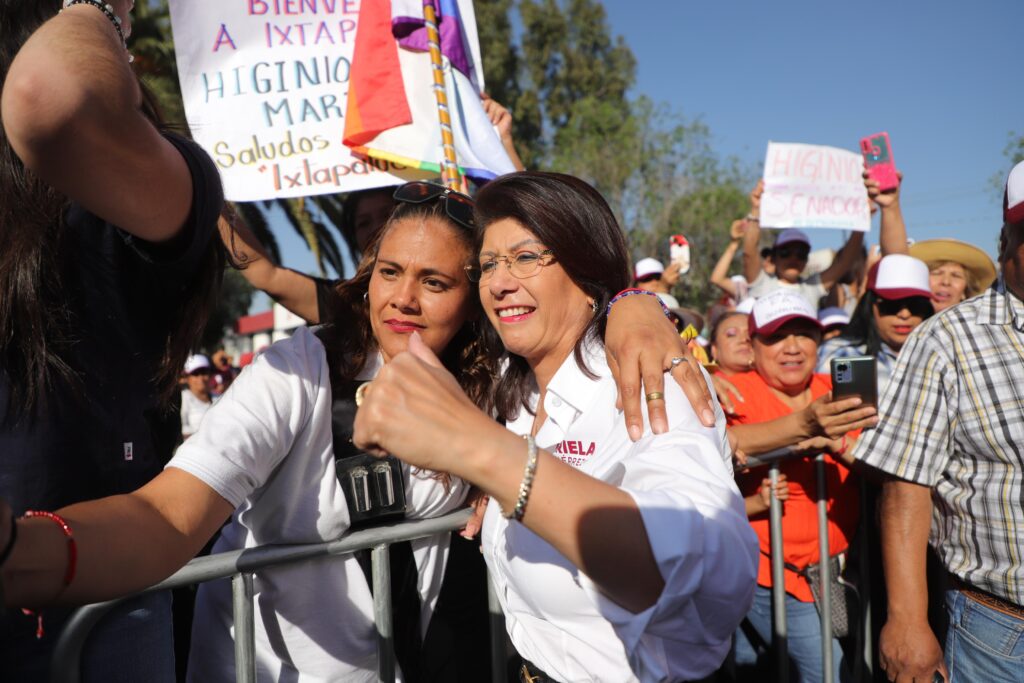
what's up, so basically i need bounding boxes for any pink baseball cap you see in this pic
[866,254,932,300]
[1004,160,1024,224]
[749,290,822,336]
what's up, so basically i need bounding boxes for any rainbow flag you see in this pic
[343,0,516,182]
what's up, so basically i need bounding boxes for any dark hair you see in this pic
[474,172,631,422]
[837,289,933,357]
[320,198,495,408]
[339,187,398,258]
[0,2,226,421]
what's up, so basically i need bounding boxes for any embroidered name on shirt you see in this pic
[554,440,595,466]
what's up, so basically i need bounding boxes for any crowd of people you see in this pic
[1,3,1023,683]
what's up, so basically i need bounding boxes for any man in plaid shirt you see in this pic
[852,161,1024,682]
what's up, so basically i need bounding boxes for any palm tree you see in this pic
[129,0,348,277]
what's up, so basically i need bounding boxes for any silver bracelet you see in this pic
[61,0,133,63]
[504,435,539,521]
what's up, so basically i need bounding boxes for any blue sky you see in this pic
[259,0,1021,309]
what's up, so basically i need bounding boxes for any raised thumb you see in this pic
[407,331,444,368]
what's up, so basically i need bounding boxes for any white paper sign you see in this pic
[760,142,871,232]
[168,0,428,201]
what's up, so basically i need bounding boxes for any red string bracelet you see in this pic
[21,511,77,639]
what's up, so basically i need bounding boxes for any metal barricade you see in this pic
[743,447,871,683]
[52,508,509,683]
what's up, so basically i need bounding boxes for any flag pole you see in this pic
[422,1,462,190]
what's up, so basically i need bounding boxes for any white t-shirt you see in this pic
[748,270,827,310]
[169,328,469,682]
[482,343,758,682]
[180,388,214,437]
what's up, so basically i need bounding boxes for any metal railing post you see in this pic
[487,574,508,683]
[232,572,257,683]
[371,544,395,683]
[858,478,873,680]
[768,461,788,683]
[815,454,834,683]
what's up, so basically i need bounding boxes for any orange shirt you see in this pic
[726,371,859,602]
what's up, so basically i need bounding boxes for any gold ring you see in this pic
[645,391,664,402]
[354,381,372,407]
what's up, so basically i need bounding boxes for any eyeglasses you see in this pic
[875,296,933,318]
[392,181,475,230]
[466,250,555,283]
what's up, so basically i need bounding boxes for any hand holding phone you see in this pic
[669,234,691,275]
[830,356,878,408]
[860,132,899,193]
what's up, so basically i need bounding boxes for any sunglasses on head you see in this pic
[875,296,933,318]
[392,181,475,231]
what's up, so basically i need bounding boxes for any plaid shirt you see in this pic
[853,279,1024,605]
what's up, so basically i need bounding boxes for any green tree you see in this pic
[993,131,1024,196]
[477,0,755,312]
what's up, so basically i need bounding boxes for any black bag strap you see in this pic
[313,327,424,681]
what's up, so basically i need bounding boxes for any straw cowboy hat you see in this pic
[908,239,997,294]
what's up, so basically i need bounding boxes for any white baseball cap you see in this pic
[735,297,756,314]
[184,354,212,375]
[867,254,932,301]
[749,290,822,336]
[817,306,851,329]
[634,257,665,281]
[1005,160,1024,224]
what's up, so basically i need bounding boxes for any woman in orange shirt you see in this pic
[725,290,875,683]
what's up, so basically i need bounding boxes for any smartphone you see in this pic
[669,234,691,275]
[830,356,878,408]
[860,132,899,192]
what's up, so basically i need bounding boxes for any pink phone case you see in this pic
[860,132,899,192]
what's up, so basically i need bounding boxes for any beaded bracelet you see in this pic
[21,511,78,639]
[605,288,673,319]
[61,0,133,63]
[504,435,539,522]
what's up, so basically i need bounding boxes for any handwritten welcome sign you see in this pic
[760,142,870,232]
[169,0,429,201]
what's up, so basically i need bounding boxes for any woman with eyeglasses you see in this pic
[817,254,934,395]
[0,180,719,681]
[353,172,759,682]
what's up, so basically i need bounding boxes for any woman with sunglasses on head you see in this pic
[0,180,721,681]
[0,185,488,681]
[817,254,934,395]
[353,172,759,682]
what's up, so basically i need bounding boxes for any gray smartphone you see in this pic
[830,356,878,408]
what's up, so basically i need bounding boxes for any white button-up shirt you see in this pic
[482,343,758,682]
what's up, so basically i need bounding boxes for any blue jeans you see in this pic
[945,589,1024,682]
[734,585,844,683]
